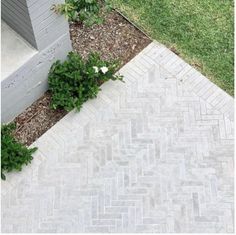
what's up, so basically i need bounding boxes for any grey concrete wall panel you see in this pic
[1,0,72,123]
[28,0,69,50]
[1,0,37,48]
[2,0,68,50]
[1,33,72,123]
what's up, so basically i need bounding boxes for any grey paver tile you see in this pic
[1,41,234,233]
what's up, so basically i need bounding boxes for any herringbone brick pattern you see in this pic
[1,42,234,233]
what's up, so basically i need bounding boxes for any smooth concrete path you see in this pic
[1,41,234,233]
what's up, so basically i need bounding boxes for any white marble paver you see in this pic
[1,41,234,233]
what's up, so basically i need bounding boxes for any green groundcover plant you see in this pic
[1,123,37,180]
[53,0,112,26]
[48,51,123,112]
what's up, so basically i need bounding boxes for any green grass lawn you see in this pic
[111,0,234,96]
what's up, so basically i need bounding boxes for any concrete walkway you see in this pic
[2,42,234,233]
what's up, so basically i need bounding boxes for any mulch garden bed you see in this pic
[13,9,151,146]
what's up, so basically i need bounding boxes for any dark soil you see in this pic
[13,9,151,146]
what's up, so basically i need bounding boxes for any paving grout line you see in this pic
[2,41,234,233]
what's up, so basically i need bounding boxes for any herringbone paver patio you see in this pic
[1,42,234,233]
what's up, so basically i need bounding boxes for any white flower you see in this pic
[100,66,109,74]
[93,66,99,73]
